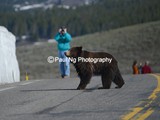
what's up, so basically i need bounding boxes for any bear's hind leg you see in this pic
[99,72,113,89]
[113,69,125,88]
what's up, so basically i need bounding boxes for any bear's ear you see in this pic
[77,46,82,54]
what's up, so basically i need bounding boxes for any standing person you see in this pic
[142,61,152,74]
[132,60,139,74]
[54,26,72,78]
[138,62,143,74]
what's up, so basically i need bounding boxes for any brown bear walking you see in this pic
[65,46,125,90]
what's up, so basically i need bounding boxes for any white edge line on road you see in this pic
[20,80,42,85]
[0,80,41,92]
[20,81,34,86]
[0,87,15,92]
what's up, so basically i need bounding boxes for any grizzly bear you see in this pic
[65,46,124,90]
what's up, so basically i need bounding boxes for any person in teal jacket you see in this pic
[54,26,72,78]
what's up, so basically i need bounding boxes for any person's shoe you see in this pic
[61,75,64,78]
[63,75,70,79]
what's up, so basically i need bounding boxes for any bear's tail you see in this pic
[113,68,125,88]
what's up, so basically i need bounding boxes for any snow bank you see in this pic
[0,26,20,84]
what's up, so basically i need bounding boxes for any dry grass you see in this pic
[17,21,160,80]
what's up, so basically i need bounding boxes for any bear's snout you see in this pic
[65,51,70,57]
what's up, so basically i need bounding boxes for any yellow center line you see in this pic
[148,74,160,100]
[122,107,143,120]
[136,108,154,120]
[121,74,160,120]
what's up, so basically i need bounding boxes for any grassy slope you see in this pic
[17,21,160,80]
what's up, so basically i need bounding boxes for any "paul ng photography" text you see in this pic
[47,56,112,64]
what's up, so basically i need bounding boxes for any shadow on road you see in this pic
[21,89,77,92]
[20,88,99,92]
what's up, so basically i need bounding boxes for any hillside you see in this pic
[1,0,160,42]
[16,21,160,80]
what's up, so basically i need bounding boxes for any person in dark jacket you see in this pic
[138,62,143,74]
[54,26,72,78]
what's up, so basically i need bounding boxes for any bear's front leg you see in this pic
[77,74,92,90]
[77,82,87,90]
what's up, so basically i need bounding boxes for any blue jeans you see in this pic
[58,50,70,76]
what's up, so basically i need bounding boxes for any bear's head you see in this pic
[65,46,82,58]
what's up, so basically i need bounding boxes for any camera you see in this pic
[59,26,66,34]
[61,28,64,32]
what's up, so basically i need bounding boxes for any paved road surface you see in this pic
[0,74,160,120]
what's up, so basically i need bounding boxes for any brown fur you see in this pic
[65,46,125,90]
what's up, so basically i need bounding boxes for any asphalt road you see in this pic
[0,74,160,120]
